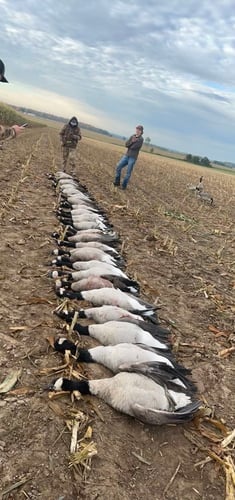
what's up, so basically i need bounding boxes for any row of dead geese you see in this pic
[47,171,201,425]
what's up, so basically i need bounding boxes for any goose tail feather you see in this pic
[132,400,201,425]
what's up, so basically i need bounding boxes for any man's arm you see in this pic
[127,136,143,151]
[73,127,82,141]
[59,125,67,140]
[125,135,134,147]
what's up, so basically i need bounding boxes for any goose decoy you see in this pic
[54,341,188,381]
[54,305,145,324]
[57,320,169,349]
[56,287,157,319]
[49,362,200,425]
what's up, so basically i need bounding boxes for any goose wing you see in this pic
[117,318,171,340]
[119,361,197,394]
[131,401,201,425]
[135,344,192,375]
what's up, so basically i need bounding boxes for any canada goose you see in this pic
[51,263,130,281]
[49,362,200,425]
[54,340,186,378]
[67,207,106,216]
[57,212,108,225]
[58,202,100,213]
[60,219,111,232]
[51,255,120,270]
[57,212,109,226]
[53,242,119,257]
[74,316,168,337]
[67,194,97,206]
[55,275,114,292]
[54,274,139,295]
[51,248,123,267]
[65,230,119,244]
[197,191,213,205]
[50,259,118,272]
[54,305,145,324]
[55,316,169,349]
[56,287,157,319]
[187,176,204,193]
[78,304,158,323]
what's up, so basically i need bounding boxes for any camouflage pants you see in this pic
[62,146,76,171]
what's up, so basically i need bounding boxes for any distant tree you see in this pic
[185,153,211,167]
[185,154,192,162]
[145,137,151,147]
[200,156,211,167]
[193,156,200,165]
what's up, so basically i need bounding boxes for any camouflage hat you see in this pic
[0,59,8,83]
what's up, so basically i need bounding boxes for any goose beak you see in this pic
[42,382,54,391]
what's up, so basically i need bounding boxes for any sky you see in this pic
[1,0,235,162]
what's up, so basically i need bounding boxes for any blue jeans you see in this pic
[114,155,136,189]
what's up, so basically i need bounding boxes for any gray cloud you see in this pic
[0,0,235,161]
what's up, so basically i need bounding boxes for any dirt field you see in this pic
[0,128,234,500]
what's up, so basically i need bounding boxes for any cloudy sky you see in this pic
[0,0,235,161]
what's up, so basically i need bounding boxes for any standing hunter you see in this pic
[0,59,25,143]
[60,116,82,171]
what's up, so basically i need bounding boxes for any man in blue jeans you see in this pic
[113,125,144,190]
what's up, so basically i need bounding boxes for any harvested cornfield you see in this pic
[0,128,234,499]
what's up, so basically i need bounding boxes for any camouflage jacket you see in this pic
[60,124,82,148]
[0,125,16,141]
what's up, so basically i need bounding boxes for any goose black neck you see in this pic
[78,310,86,318]
[54,339,77,356]
[77,349,93,363]
[62,378,91,394]
[59,241,75,248]
[74,323,89,335]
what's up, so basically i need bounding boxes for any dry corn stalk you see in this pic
[0,368,22,393]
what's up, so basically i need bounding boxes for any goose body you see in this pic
[74,305,145,323]
[70,320,169,350]
[60,264,129,281]
[62,212,107,223]
[58,287,156,317]
[54,248,120,266]
[67,231,119,244]
[50,362,200,425]
[55,339,178,373]
[54,242,119,256]
[55,274,139,295]
[55,275,114,291]
[60,203,99,214]
[70,208,106,217]
[51,259,109,272]
[73,221,109,231]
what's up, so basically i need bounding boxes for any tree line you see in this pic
[185,154,211,167]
